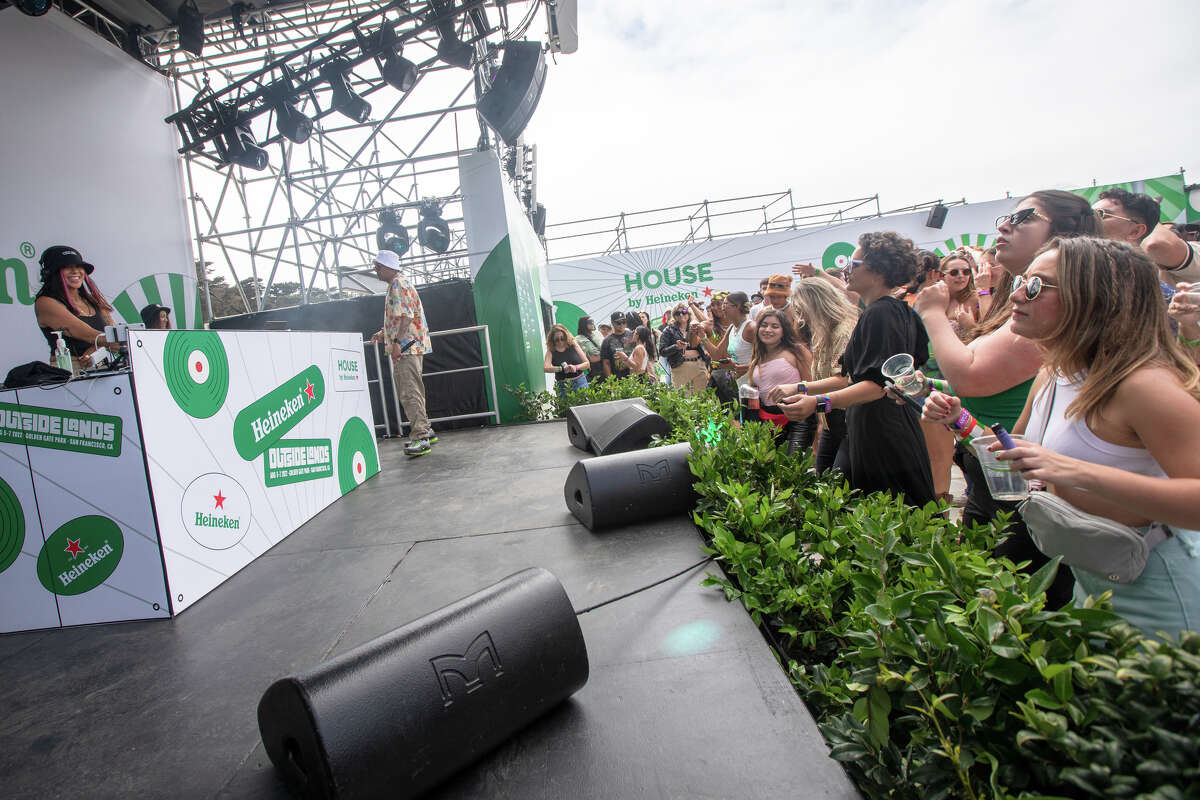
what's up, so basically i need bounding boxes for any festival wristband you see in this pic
[927,377,955,396]
[950,408,972,431]
[1179,332,1200,348]
[815,395,833,414]
[977,289,992,296]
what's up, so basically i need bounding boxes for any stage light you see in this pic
[381,50,418,92]
[320,58,371,123]
[13,0,52,17]
[270,67,313,144]
[176,0,206,56]
[376,209,410,257]
[218,105,268,170]
[417,201,451,254]
[428,0,474,69]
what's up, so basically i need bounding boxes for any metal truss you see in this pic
[544,191,965,263]
[69,0,547,321]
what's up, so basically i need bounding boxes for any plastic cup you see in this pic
[881,353,924,396]
[1177,282,1200,304]
[969,434,1028,501]
[738,385,759,422]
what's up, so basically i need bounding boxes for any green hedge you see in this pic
[538,383,1200,799]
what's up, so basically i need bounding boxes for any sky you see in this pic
[520,0,1200,247]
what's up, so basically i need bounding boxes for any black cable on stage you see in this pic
[573,555,715,616]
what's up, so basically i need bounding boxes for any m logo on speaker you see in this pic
[636,459,671,484]
[430,631,504,707]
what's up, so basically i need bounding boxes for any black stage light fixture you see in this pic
[381,48,419,92]
[376,208,410,257]
[13,0,52,17]
[270,66,313,144]
[925,203,949,229]
[320,58,371,123]
[417,201,451,254]
[217,105,269,170]
[429,0,474,69]
[176,0,206,56]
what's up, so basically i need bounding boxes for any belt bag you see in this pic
[1019,490,1170,584]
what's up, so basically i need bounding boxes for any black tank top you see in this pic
[550,346,576,382]
[41,300,107,359]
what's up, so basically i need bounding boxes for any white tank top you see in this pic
[730,319,754,366]
[1027,375,1166,479]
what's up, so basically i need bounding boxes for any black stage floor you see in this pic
[0,421,859,799]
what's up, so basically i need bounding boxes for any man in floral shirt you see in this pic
[370,251,435,456]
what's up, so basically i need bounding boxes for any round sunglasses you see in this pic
[1013,274,1058,300]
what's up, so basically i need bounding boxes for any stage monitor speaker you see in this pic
[589,404,670,456]
[565,397,647,451]
[925,203,948,229]
[477,41,547,146]
[258,568,589,800]
[564,442,695,530]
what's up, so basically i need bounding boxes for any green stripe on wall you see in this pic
[140,276,162,305]
[112,291,140,324]
[169,273,187,328]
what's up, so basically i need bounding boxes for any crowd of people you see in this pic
[548,187,1200,639]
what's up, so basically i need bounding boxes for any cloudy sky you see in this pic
[522,0,1200,242]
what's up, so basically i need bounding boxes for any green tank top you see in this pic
[961,378,1034,430]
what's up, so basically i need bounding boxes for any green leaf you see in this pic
[778,530,796,551]
[1027,555,1064,598]
[983,656,1031,685]
[978,606,1004,643]
[866,685,891,749]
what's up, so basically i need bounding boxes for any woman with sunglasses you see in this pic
[659,304,709,395]
[771,232,936,506]
[939,250,981,340]
[543,324,590,397]
[925,237,1200,639]
[575,316,604,380]
[914,190,1099,605]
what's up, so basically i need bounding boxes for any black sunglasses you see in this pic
[944,269,970,277]
[995,207,1050,228]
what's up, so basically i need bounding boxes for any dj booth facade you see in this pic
[0,329,379,633]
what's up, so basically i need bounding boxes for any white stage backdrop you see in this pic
[0,10,198,369]
[548,173,1190,329]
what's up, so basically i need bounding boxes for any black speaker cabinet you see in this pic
[565,397,647,451]
[257,568,588,800]
[589,404,670,456]
[563,442,695,530]
[925,204,948,229]
[477,41,548,145]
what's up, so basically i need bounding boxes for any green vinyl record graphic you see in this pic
[164,331,230,418]
[822,241,855,272]
[337,416,379,494]
[36,516,124,595]
[0,477,24,575]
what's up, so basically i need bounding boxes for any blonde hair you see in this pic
[1037,237,1200,424]
[939,251,978,306]
[791,278,859,367]
[545,323,576,349]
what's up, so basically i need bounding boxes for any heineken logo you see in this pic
[331,348,365,392]
[232,365,325,460]
[264,438,334,487]
[36,516,125,595]
[623,262,713,294]
[0,253,36,306]
[0,402,122,457]
[181,473,251,550]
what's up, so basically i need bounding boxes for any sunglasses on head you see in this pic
[1012,274,1058,300]
[996,207,1050,228]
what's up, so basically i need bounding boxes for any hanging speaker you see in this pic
[925,204,948,229]
[477,41,547,146]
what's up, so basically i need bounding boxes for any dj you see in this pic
[33,245,116,367]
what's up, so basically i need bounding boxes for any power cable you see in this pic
[573,555,714,616]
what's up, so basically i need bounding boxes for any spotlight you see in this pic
[176,0,206,56]
[13,0,52,16]
[217,105,268,170]
[428,0,474,69]
[320,58,371,123]
[270,67,313,144]
[381,50,418,92]
[376,209,410,257]
[417,201,451,254]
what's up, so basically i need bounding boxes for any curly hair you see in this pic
[857,231,920,289]
[1097,188,1161,242]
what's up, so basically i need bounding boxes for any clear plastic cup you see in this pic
[881,353,924,396]
[969,434,1028,501]
[738,384,759,423]
[1177,282,1200,304]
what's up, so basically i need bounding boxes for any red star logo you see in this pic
[213,490,226,510]
[303,380,316,400]
[64,539,84,559]
[702,286,713,297]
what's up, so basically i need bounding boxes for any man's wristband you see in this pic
[815,395,833,414]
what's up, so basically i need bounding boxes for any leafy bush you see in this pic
[688,417,1200,800]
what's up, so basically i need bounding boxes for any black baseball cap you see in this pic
[39,245,94,275]
[140,304,171,327]
[610,311,625,324]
